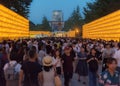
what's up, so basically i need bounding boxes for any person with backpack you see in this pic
[3,51,21,86]
[87,48,99,86]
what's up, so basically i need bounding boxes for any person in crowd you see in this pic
[0,46,8,86]
[51,43,58,57]
[1,46,8,62]
[38,44,46,65]
[69,45,76,72]
[4,51,21,86]
[75,41,82,53]
[46,41,52,55]
[76,47,88,84]
[102,44,114,72]
[3,41,10,54]
[113,42,118,54]
[53,49,63,76]
[31,46,37,53]
[41,56,55,86]
[69,45,76,60]
[23,47,30,62]
[62,46,74,86]
[87,48,99,86]
[1,37,120,86]
[17,46,25,63]
[100,44,105,53]
[33,41,39,53]
[99,58,120,86]
[19,49,42,86]
[113,42,120,73]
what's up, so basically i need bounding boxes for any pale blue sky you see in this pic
[29,0,94,24]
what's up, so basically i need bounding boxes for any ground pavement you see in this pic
[61,62,102,86]
[61,73,88,86]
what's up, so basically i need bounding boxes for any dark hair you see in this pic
[117,42,120,48]
[9,51,17,61]
[43,66,53,72]
[90,48,97,55]
[54,44,57,48]
[105,44,111,48]
[54,49,61,59]
[81,46,85,49]
[29,49,36,59]
[38,45,43,51]
[31,46,37,52]
[47,41,51,44]
[107,58,117,65]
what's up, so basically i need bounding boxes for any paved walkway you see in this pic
[61,63,102,86]
[61,74,88,86]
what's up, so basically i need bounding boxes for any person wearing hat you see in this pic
[41,56,55,86]
[62,46,74,86]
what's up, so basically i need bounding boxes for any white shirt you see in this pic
[33,44,38,53]
[113,49,120,67]
[52,57,61,67]
[74,44,80,53]
[3,61,21,73]
[38,50,46,65]
[5,44,10,54]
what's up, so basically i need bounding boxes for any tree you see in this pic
[41,16,51,31]
[64,6,84,31]
[29,21,36,30]
[29,17,52,31]
[84,0,120,23]
[0,0,32,18]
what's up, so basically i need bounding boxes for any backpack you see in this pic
[4,62,19,80]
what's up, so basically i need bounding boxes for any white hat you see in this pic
[43,56,53,66]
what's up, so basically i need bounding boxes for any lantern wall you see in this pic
[30,31,51,38]
[83,10,120,41]
[0,4,29,40]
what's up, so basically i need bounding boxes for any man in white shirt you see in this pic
[113,42,120,73]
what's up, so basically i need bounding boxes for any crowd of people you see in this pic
[0,37,120,86]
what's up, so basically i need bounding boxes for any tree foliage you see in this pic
[30,16,51,31]
[64,6,84,31]
[41,16,51,31]
[84,0,120,23]
[0,0,32,18]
